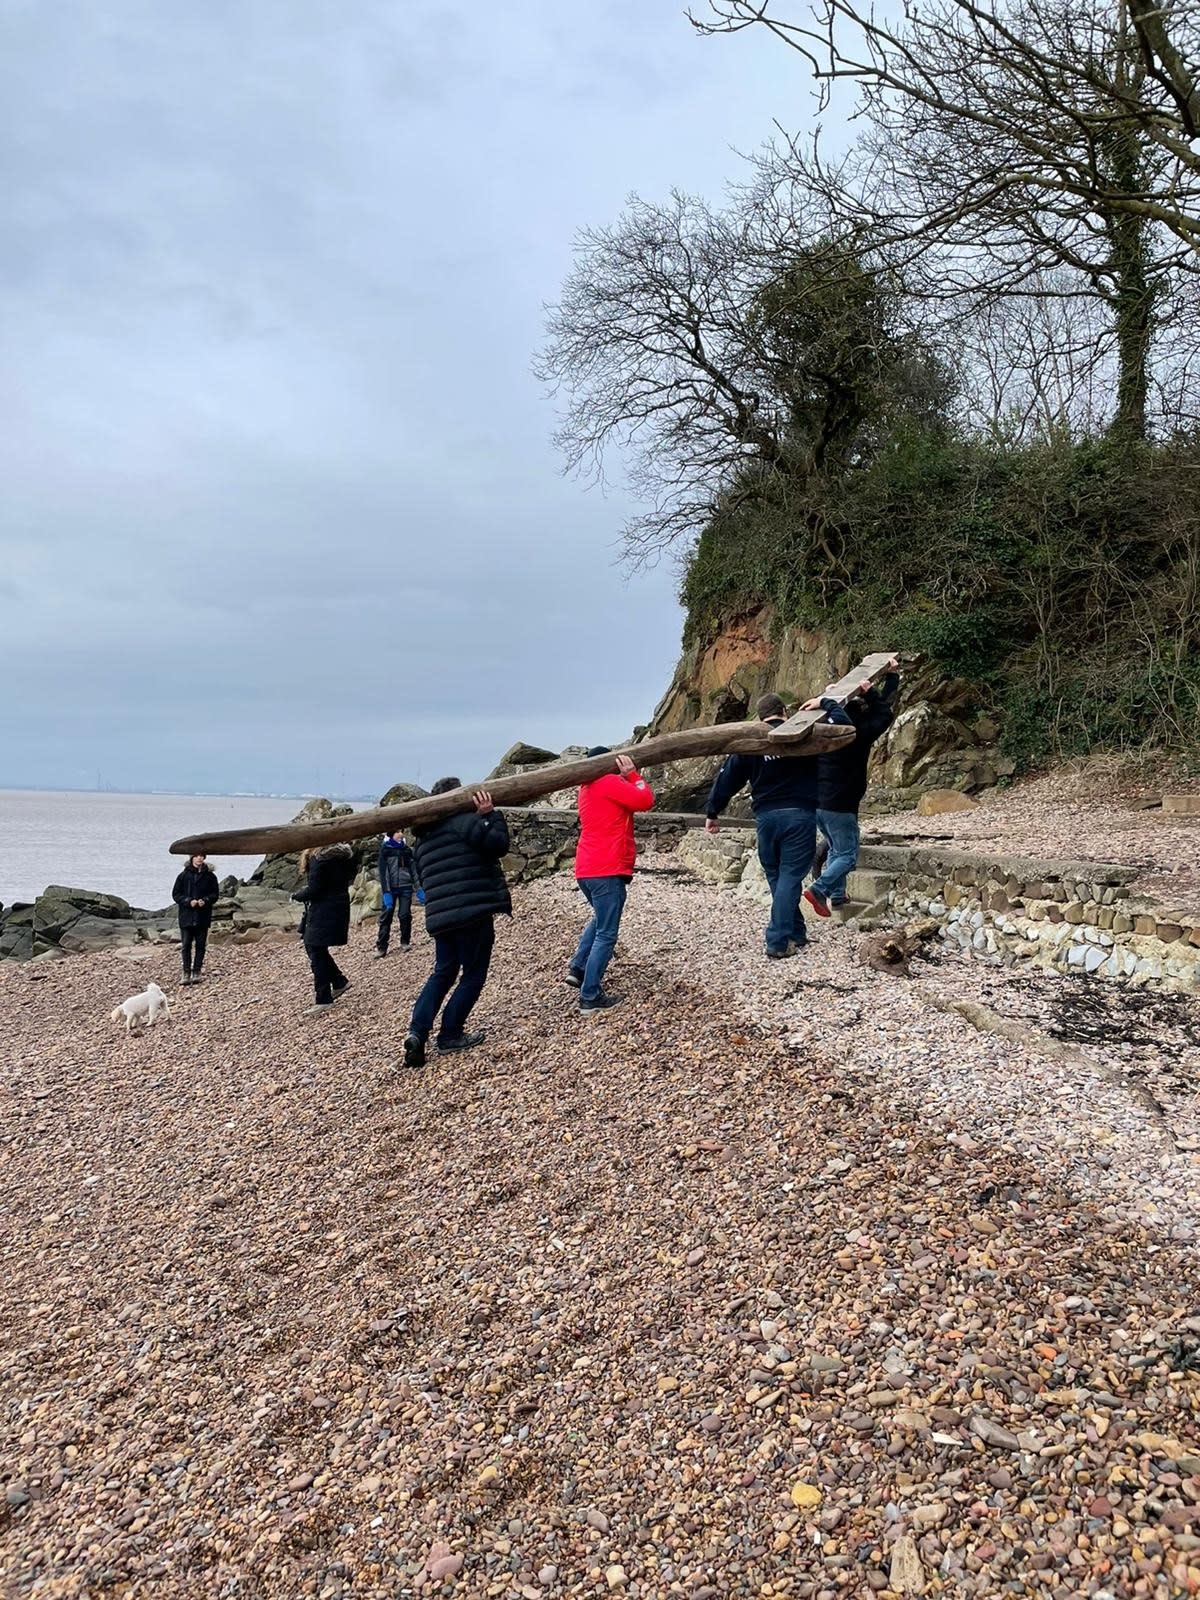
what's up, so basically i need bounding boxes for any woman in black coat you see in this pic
[292,842,357,1011]
[172,852,220,985]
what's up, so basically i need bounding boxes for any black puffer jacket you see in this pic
[172,863,220,930]
[292,843,356,947]
[815,674,900,813]
[413,810,512,936]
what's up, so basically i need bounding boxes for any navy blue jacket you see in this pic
[377,836,419,895]
[815,674,899,812]
[705,705,852,819]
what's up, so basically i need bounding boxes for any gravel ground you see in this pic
[2,875,1199,1600]
[879,765,1200,906]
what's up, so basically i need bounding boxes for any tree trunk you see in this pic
[170,718,857,858]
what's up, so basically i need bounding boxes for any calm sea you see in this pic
[0,790,335,909]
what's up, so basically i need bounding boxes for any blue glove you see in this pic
[382,891,394,911]
[415,888,426,906]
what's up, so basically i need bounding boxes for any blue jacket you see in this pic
[377,836,419,894]
[705,705,852,819]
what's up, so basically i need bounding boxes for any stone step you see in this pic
[846,868,897,903]
[832,899,869,923]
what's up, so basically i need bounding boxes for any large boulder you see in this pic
[873,703,960,789]
[915,788,979,816]
[0,908,34,961]
[33,885,133,943]
[57,915,145,954]
[377,781,429,808]
[486,742,559,782]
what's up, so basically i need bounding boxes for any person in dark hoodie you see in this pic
[803,661,901,917]
[292,841,357,1013]
[705,692,852,958]
[402,781,512,1068]
[172,851,220,985]
[375,829,420,957]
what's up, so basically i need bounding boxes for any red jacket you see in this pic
[574,769,655,879]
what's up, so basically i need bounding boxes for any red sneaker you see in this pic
[803,887,831,918]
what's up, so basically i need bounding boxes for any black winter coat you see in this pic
[377,837,419,895]
[705,706,853,819]
[815,674,900,813]
[173,863,220,930]
[292,843,356,947]
[413,810,512,936]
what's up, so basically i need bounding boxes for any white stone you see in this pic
[1067,944,1088,968]
[1084,946,1107,974]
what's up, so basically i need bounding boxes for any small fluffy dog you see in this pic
[110,982,172,1035]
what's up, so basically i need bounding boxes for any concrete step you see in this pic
[832,899,869,923]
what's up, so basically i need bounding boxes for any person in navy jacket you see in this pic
[705,693,851,958]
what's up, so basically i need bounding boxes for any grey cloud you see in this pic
[1,0,810,797]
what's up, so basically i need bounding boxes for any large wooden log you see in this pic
[768,652,898,743]
[169,718,857,858]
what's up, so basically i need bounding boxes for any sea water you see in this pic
[0,790,321,908]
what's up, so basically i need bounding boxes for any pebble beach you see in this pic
[2,870,1199,1599]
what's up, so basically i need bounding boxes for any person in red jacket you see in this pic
[566,747,654,1013]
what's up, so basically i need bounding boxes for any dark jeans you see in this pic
[181,923,209,976]
[756,807,816,954]
[572,876,629,1002]
[306,942,347,1005]
[812,809,860,902]
[376,888,413,953]
[409,916,494,1044]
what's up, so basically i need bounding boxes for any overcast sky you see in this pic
[1,0,811,798]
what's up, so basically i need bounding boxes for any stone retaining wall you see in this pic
[675,830,1200,993]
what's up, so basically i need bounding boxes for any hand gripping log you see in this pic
[169,652,895,858]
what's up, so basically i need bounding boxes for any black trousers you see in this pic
[181,924,209,976]
[376,888,413,953]
[409,917,494,1044]
[306,942,347,1005]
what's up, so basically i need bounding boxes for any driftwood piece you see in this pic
[169,718,857,858]
[768,652,897,743]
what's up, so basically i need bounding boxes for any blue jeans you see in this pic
[756,808,816,954]
[811,810,861,902]
[572,876,628,1001]
[409,916,495,1043]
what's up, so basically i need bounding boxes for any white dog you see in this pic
[110,982,173,1035]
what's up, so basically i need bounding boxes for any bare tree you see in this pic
[535,188,943,558]
[720,0,1200,441]
[693,0,1200,250]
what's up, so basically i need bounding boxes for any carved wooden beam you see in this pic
[768,653,898,742]
[169,718,857,857]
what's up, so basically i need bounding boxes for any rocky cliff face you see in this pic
[645,606,1014,812]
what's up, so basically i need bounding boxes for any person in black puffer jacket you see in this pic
[172,852,220,985]
[402,779,511,1068]
[375,830,420,957]
[292,841,357,1012]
